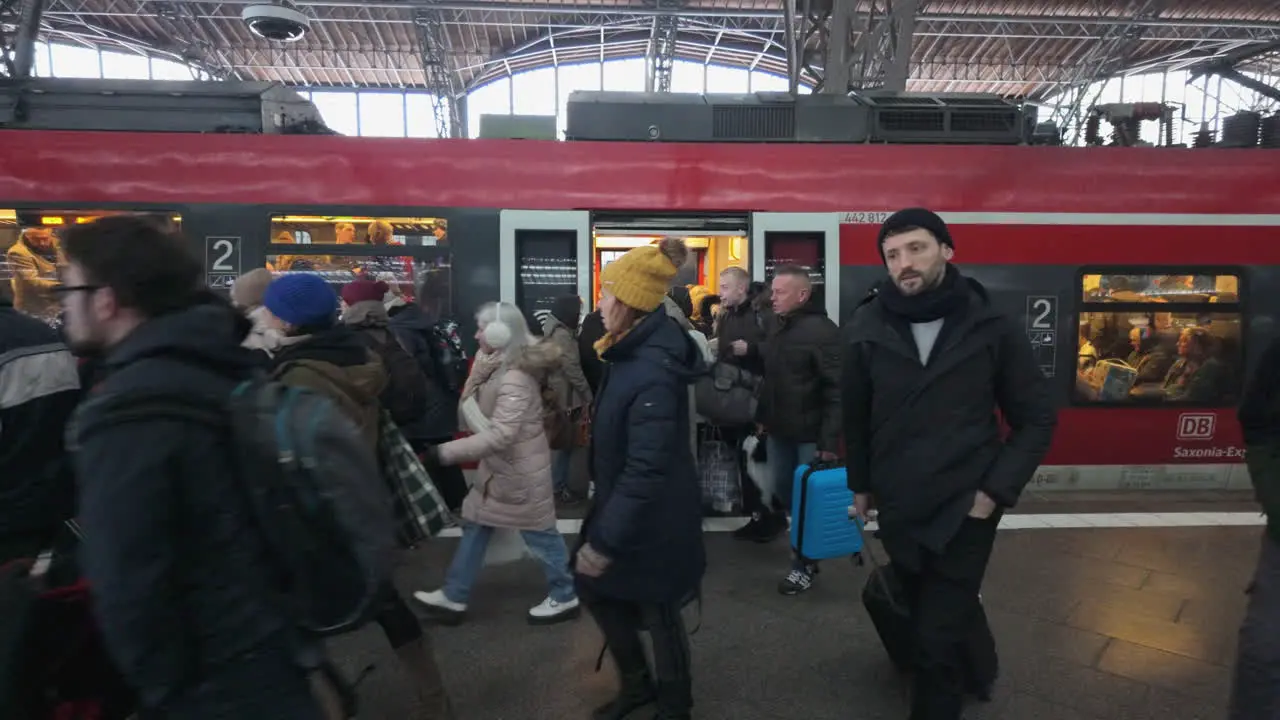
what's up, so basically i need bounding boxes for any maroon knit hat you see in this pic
[341,278,389,306]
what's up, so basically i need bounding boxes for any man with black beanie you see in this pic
[844,208,1057,720]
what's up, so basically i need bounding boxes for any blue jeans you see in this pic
[552,448,573,494]
[442,523,577,605]
[767,436,818,514]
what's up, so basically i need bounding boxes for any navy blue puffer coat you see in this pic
[578,308,707,604]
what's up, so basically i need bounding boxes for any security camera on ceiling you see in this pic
[242,2,310,42]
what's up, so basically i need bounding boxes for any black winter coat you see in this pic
[388,304,458,440]
[714,300,768,378]
[843,277,1057,565]
[579,309,706,604]
[577,309,607,394]
[72,302,307,712]
[0,301,80,547]
[756,304,842,452]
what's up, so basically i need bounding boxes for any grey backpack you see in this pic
[80,374,395,635]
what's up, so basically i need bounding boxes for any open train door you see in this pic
[499,210,591,334]
[750,212,842,322]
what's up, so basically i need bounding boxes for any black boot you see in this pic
[651,678,692,720]
[592,669,656,720]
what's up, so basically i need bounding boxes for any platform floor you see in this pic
[329,518,1259,720]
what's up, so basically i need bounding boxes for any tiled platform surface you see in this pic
[329,519,1261,720]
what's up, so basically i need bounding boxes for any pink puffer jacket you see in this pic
[439,342,561,531]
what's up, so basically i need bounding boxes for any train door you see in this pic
[499,210,590,333]
[589,212,751,322]
[751,212,842,322]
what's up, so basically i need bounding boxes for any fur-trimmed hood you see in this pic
[507,339,562,383]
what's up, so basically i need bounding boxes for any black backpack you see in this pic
[360,328,430,427]
[428,320,469,394]
[75,376,395,636]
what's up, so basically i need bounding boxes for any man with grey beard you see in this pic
[844,208,1056,720]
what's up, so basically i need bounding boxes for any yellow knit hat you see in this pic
[599,237,689,313]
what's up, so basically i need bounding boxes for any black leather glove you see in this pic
[419,444,442,468]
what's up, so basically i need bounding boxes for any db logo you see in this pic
[1177,413,1217,441]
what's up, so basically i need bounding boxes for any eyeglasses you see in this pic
[50,284,102,296]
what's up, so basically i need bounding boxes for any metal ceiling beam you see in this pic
[35,6,1280,42]
[2,0,46,78]
[883,0,920,91]
[413,6,462,137]
[38,1,1280,31]
[151,1,238,79]
[820,0,852,94]
[645,0,680,92]
[1045,0,1171,144]
[24,0,1280,100]
[151,0,1280,32]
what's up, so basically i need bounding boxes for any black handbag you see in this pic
[0,553,46,719]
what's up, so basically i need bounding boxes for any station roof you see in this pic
[34,0,1280,99]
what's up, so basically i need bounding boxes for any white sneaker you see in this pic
[527,596,581,625]
[413,589,467,624]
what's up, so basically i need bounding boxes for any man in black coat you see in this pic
[388,292,469,512]
[713,267,782,542]
[757,264,842,594]
[844,209,1057,720]
[0,283,81,563]
[60,216,325,719]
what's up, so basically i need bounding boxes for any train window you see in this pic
[1075,270,1242,406]
[0,209,182,325]
[764,231,825,311]
[267,214,451,317]
[264,254,453,319]
[1080,272,1239,303]
[269,215,447,248]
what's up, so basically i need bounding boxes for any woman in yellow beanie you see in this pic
[574,237,705,720]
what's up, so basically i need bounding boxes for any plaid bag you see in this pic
[697,426,741,515]
[377,410,451,546]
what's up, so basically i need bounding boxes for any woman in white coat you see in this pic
[413,301,580,626]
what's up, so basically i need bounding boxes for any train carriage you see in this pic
[1,129,1276,493]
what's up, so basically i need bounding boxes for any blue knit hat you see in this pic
[262,273,338,328]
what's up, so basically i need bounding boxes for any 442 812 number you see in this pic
[840,211,892,224]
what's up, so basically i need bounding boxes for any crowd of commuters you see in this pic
[0,209,1275,720]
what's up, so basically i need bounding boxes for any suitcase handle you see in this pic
[851,517,908,615]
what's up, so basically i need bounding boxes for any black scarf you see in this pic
[876,263,969,323]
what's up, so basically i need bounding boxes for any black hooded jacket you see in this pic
[389,303,458,440]
[0,298,80,549]
[579,309,707,603]
[72,300,297,710]
[577,309,607,394]
[843,274,1057,564]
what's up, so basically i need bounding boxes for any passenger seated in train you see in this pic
[413,301,582,627]
[1161,327,1226,402]
[368,219,394,245]
[1126,326,1178,385]
[1077,324,1099,372]
[268,230,303,272]
[6,224,62,320]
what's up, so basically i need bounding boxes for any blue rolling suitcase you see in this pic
[790,462,864,561]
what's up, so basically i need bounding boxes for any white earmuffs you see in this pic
[482,302,514,349]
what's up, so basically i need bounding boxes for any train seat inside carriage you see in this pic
[264,214,453,316]
[1075,271,1242,405]
[0,209,457,326]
